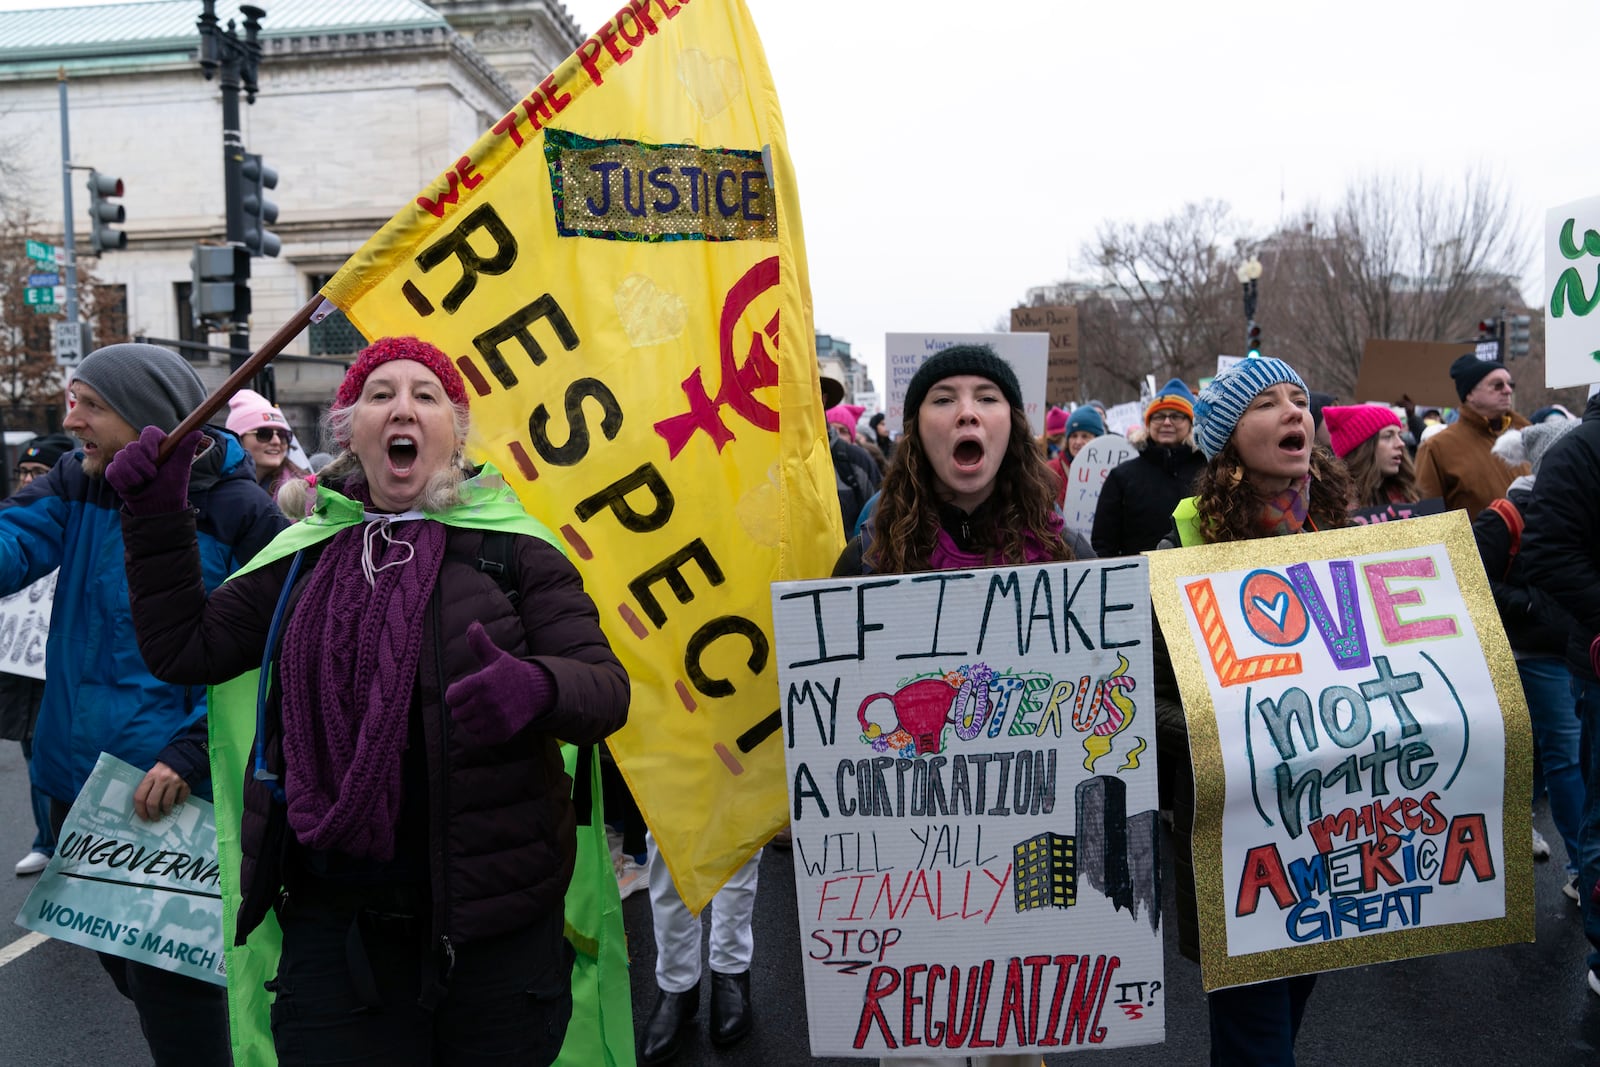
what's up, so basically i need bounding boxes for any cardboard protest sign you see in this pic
[1350,498,1445,526]
[885,332,1049,437]
[0,570,54,680]
[1353,340,1476,410]
[320,0,841,914]
[1145,513,1533,991]
[1010,305,1080,406]
[1062,434,1137,536]
[16,753,224,986]
[773,559,1163,1057]
[1545,196,1600,389]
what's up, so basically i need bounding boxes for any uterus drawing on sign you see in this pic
[856,656,1147,773]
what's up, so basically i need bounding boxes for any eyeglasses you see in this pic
[1485,379,1515,392]
[1148,411,1191,423]
[251,428,292,444]
[13,466,49,483]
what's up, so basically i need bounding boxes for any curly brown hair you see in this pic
[865,405,1069,573]
[1190,443,1354,544]
[1341,432,1419,509]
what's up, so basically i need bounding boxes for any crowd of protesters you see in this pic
[3,335,1597,1067]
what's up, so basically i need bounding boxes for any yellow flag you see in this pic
[323,0,842,910]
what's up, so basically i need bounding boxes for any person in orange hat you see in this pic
[1091,379,1205,557]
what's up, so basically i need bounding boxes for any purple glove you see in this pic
[446,620,555,744]
[104,426,202,516]
[1591,634,1600,680]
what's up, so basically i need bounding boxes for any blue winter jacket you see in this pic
[0,430,286,804]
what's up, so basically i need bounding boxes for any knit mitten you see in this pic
[104,426,201,515]
[446,621,556,744]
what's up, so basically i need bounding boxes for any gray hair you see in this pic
[317,395,472,512]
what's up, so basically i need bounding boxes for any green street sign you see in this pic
[24,286,58,306]
[25,239,56,263]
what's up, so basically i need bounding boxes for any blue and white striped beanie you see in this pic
[1193,357,1307,459]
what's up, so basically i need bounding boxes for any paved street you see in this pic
[1,730,1598,1065]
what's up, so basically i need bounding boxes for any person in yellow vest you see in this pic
[1154,356,1353,1066]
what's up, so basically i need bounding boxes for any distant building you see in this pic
[816,331,876,406]
[0,0,581,441]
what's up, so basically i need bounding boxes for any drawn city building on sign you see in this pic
[1013,831,1076,911]
[998,774,1160,929]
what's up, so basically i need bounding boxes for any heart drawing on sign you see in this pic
[1251,592,1290,630]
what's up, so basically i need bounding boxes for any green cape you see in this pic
[208,469,634,1065]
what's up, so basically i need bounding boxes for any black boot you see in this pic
[709,970,753,1048]
[639,983,699,1065]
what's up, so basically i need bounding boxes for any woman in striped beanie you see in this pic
[1153,356,1352,1065]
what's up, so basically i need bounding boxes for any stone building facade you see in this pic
[0,0,583,440]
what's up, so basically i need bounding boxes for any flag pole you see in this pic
[157,294,327,463]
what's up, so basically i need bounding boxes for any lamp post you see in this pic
[196,1,267,385]
[1237,257,1263,357]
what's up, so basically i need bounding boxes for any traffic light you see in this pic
[86,170,127,253]
[1246,322,1262,358]
[1507,314,1532,358]
[190,243,250,326]
[239,152,280,257]
[1477,318,1499,340]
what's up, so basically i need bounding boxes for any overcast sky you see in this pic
[561,0,1590,401]
[7,0,1591,401]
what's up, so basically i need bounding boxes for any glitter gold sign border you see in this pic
[1145,511,1534,991]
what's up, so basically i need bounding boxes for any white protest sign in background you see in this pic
[773,559,1162,1058]
[1062,434,1138,536]
[0,570,55,681]
[1147,515,1532,990]
[1102,402,1143,437]
[16,753,225,986]
[1546,195,1600,389]
[884,332,1049,437]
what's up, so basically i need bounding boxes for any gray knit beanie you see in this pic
[71,343,207,433]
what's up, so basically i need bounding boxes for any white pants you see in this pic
[646,831,760,993]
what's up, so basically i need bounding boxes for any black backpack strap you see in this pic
[474,531,595,825]
[474,530,520,607]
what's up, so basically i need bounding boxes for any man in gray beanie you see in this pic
[1,343,285,1067]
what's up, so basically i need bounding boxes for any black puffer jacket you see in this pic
[1471,485,1576,657]
[1091,442,1206,558]
[122,507,629,947]
[1522,392,1600,682]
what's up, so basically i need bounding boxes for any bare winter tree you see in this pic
[1262,169,1532,398]
[1079,200,1249,396]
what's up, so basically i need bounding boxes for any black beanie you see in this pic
[903,345,1023,420]
[19,432,75,469]
[1450,353,1505,401]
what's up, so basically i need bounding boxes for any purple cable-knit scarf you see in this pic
[278,493,446,860]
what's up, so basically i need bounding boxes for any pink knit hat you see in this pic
[1323,404,1401,459]
[1045,406,1068,436]
[226,389,292,436]
[336,336,467,409]
[826,403,864,442]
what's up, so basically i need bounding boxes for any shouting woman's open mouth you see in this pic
[387,435,419,475]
